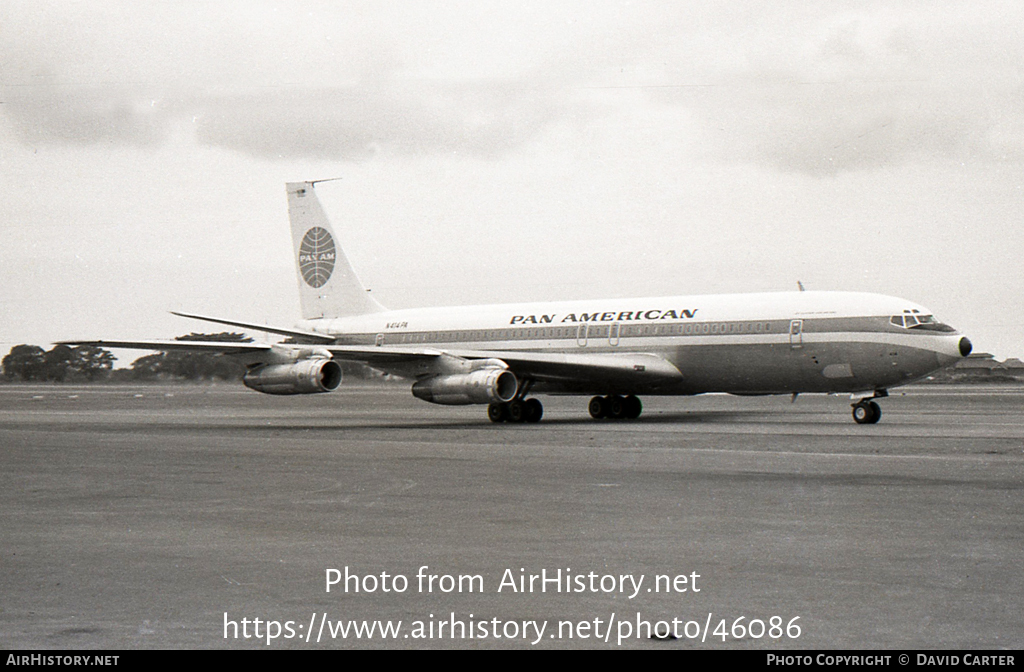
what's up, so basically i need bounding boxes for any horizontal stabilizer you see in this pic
[170,311,336,344]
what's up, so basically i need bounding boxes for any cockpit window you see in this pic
[891,311,955,332]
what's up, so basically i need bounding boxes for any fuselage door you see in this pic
[789,320,803,349]
[609,322,620,346]
[576,323,589,347]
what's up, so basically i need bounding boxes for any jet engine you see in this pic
[243,359,343,395]
[411,368,518,405]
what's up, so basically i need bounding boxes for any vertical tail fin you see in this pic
[286,181,387,319]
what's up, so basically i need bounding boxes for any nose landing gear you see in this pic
[852,390,887,424]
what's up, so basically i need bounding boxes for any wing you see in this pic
[453,348,683,391]
[164,312,683,389]
[326,345,683,391]
[57,339,274,354]
[57,338,447,370]
[62,339,682,392]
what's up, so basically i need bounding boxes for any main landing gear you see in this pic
[488,380,543,423]
[589,394,642,420]
[851,390,887,425]
[488,398,543,423]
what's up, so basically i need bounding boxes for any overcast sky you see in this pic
[2,1,1022,361]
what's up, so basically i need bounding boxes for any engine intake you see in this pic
[411,368,518,405]
[243,359,343,395]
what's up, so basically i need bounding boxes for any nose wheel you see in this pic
[852,400,882,424]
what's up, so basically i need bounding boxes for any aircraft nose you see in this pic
[959,336,973,357]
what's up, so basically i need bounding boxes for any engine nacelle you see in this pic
[411,368,518,405]
[243,359,343,395]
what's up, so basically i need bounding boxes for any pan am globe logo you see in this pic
[298,227,337,288]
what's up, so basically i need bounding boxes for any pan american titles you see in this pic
[511,309,699,324]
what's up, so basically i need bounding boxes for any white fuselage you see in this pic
[297,290,966,396]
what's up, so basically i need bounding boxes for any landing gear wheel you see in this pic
[488,403,507,423]
[507,400,525,423]
[623,395,642,419]
[608,395,626,419]
[524,398,543,423]
[588,396,607,419]
[852,400,881,424]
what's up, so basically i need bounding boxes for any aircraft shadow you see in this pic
[190,410,782,432]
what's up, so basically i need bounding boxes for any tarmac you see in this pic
[1,383,1022,649]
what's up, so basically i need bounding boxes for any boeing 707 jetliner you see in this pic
[63,181,973,424]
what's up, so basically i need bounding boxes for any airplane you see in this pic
[62,180,973,425]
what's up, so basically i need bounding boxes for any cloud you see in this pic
[1,78,579,160]
[665,11,1024,175]
[2,2,1022,173]
[3,82,171,147]
[0,1,585,159]
[680,77,1024,176]
[191,81,574,160]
